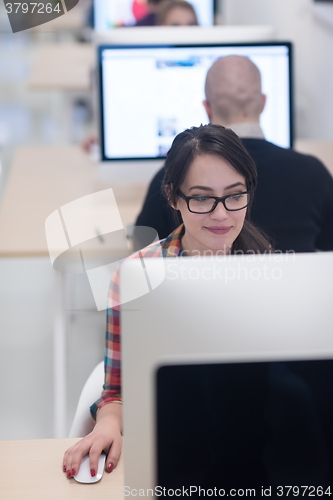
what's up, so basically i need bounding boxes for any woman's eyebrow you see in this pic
[224,182,247,190]
[189,182,246,192]
[189,185,213,192]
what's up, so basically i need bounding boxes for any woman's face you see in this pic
[175,154,247,255]
[162,7,197,26]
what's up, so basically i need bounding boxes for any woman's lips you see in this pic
[205,226,232,235]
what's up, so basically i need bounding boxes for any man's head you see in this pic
[157,0,198,26]
[147,0,164,12]
[203,55,266,126]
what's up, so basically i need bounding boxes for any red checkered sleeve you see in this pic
[90,264,122,420]
[90,225,184,420]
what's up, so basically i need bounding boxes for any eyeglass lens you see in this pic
[189,193,250,213]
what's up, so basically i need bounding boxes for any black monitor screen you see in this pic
[156,360,333,495]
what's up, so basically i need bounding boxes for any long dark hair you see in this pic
[163,124,272,253]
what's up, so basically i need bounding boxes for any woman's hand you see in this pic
[63,402,122,478]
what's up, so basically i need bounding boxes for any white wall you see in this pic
[222,0,333,140]
[0,259,105,439]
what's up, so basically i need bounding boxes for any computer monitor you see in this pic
[98,41,293,164]
[120,252,333,491]
[93,0,215,30]
[156,358,333,492]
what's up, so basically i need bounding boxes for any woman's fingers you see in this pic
[63,446,75,477]
[88,438,108,477]
[63,434,119,479]
[62,449,68,473]
[105,434,122,473]
[63,407,123,480]
[70,442,91,477]
[63,437,93,478]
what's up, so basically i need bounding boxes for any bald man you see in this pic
[203,55,266,135]
[135,56,333,252]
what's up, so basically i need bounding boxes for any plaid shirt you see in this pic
[90,224,184,420]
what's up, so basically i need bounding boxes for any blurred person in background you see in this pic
[134,0,163,26]
[135,55,333,253]
[157,0,198,26]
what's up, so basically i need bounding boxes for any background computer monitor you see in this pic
[94,0,215,30]
[120,252,333,491]
[98,41,293,163]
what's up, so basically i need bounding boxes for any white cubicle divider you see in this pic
[98,159,165,183]
[92,25,275,46]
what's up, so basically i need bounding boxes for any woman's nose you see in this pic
[210,200,229,220]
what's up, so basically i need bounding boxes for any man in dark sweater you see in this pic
[135,56,333,252]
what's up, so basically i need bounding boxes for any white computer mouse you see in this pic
[73,453,106,483]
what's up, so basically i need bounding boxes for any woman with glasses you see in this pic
[63,124,271,479]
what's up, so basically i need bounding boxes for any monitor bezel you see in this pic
[93,0,218,31]
[98,41,294,162]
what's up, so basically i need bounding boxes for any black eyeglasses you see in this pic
[177,189,252,214]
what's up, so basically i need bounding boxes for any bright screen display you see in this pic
[94,0,214,29]
[99,42,293,161]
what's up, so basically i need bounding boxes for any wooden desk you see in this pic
[0,146,147,257]
[29,44,95,91]
[0,146,149,437]
[31,2,88,34]
[0,438,124,500]
[294,139,333,177]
